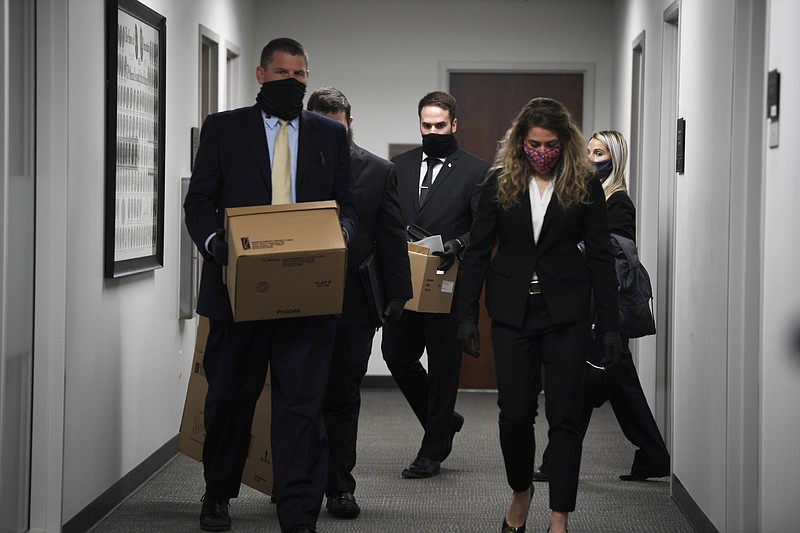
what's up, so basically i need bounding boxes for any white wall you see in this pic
[52,1,800,530]
[252,0,615,376]
[254,0,614,159]
[610,0,800,531]
[58,0,256,522]
[762,0,800,530]
[608,0,665,413]
[672,1,736,526]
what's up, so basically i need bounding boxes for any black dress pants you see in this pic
[202,315,336,532]
[541,335,670,480]
[492,293,589,512]
[323,325,375,496]
[586,335,670,477]
[381,309,462,461]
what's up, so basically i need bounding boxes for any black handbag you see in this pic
[610,235,656,339]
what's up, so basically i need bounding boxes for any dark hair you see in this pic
[260,37,309,69]
[417,91,457,121]
[307,87,351,123]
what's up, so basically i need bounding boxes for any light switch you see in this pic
[767,70,780,149]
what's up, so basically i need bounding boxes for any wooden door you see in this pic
[451,72,584,389]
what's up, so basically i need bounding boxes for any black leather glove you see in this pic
[601,331,623,366]
[210,228,228,265]
[457,320,480,358]
[381,297,406,324]
[432,238,463,272]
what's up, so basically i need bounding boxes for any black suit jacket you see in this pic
[458,170,619,333]
[340,144,412,328]
[184,106,357,321]
[607,190,636,242]
[392,146,490,248]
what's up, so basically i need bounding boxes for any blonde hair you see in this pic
[492,98,594,210]
[591,130,628,200]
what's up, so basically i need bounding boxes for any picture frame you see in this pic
[104,0,166,278]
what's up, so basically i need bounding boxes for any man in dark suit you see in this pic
[183,38,356,533]
[381,91,490,478]
[307,87,413,519]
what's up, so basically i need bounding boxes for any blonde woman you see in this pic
[586,130,670,481]
[457,98,622,533]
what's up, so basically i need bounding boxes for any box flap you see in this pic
[227,207,345,256]
[408,242,431,255]
[225,200,339,223]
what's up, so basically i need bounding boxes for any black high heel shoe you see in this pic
[501,519,526,533]
[501,484,534,532]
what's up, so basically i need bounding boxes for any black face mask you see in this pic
[422,133,458,158]
[592,159,614,181]
[255,78,306,121]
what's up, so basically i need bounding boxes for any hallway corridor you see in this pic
[89,389,693,532]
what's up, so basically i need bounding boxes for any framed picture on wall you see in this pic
[104,0,166,278]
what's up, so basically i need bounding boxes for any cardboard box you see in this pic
[224,201,346,322]
[177,317,273,496]
[404,242,459,313]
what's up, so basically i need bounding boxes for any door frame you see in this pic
[630,31,646,212]
[725,0,766,530]
[440,61,596,139]
[656,1,680,448]
[30,1,68,531]
[442,62,595,390]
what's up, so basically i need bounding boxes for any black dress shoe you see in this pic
[326,492,360,518]
[401,456,441,478]
[442,411,465,461]
[290,526,318,533]
[532,467,549,482]
[200,494,231,532]
[619,470,669,482]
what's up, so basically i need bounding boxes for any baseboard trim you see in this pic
[672,474,719,532]
[63,435,179,533]
[361,375,397,388]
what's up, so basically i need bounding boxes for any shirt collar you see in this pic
[263,111,300,130]
[421,152,445,163]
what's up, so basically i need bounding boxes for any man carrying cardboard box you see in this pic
[184,38,356,533]
[381,91,489,479]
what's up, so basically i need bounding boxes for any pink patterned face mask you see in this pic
[523,144,562,175]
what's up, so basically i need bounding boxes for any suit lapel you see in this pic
[397,148,424,213]
[350,144,366,184]
[244,105,271,187]
[538,191,561,246]
[520,178,559,249]
[296,111,315,191]
[519,188,536,245]
[419,150,460,209]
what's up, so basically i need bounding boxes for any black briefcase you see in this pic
[359,252,386,327]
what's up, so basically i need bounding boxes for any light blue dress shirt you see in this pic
[204,112,301,253]
[263,111,300,204]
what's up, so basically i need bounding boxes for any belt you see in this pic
[528,280,542,295]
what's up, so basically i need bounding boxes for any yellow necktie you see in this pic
[271,119,291,204]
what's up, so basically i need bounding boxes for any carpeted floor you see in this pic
[89,388,694,532]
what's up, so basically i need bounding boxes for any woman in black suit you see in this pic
[457,98,622,533]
